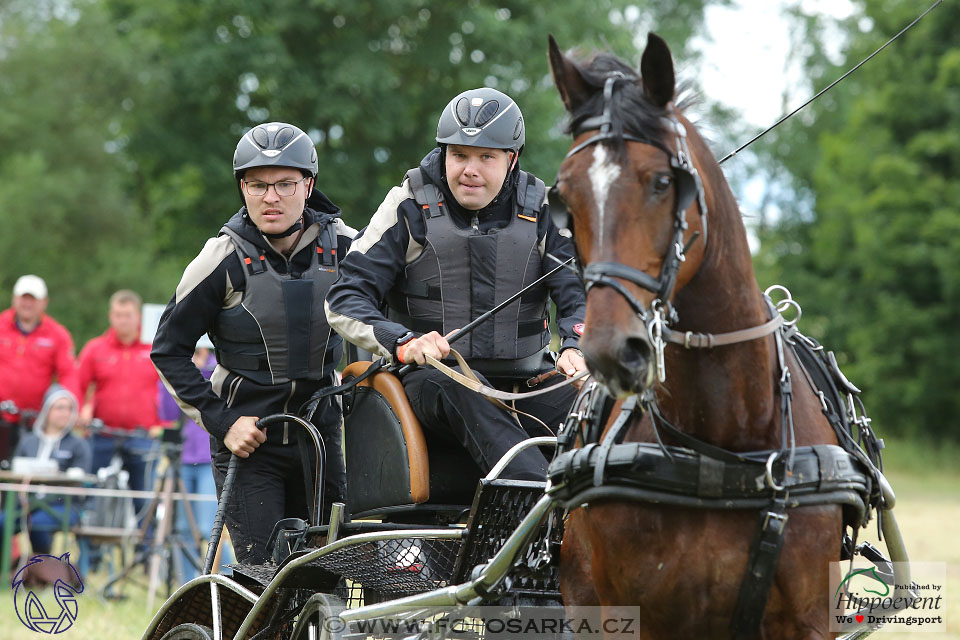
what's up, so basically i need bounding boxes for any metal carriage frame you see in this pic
[142,435,566,640]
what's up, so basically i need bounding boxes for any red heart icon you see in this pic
[855,615,864,623]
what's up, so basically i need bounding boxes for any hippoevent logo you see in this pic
[12,553,85,634]
[830,561,946,633]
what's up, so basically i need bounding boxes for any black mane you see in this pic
[565,53,669,159]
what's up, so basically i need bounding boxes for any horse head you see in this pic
[548,33,714,396]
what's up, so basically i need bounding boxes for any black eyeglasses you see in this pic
[242,176,309,197]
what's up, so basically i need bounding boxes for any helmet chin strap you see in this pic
[262,215,304,239]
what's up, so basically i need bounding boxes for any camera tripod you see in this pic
[99,439,216,608]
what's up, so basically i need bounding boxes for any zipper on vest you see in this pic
[283,380,296,444]
[471,214,480,232]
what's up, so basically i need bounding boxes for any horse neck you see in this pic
[656,137,781,450]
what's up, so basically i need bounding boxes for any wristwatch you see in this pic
[394,331,417,357]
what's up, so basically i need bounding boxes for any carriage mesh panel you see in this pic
[231,536,463,610]
[453,480,564,598]
[310,536,462,604]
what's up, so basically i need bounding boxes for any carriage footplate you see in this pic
[226,552,342,593]
[453,479,564,605]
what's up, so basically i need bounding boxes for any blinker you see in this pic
[548,184,573,237]
[672,164,697,213]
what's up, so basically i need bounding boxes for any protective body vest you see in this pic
[387,168,550,378]
[213,225,341,385]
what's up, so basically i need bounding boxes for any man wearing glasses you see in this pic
[152,122,355,565]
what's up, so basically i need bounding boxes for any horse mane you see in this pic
[563,52,669,160]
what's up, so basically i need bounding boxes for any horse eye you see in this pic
[653,174,672,194]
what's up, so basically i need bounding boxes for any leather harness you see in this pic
[545,75,886,639]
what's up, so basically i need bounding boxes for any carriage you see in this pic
[142,360,568,640]
[141,352,910,640]
[145,32,920,640]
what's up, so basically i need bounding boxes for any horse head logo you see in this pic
[835,565,891,598]
[12,552,84,634]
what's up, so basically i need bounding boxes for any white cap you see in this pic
[13,275,48,299]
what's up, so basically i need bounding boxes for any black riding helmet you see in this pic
[233,122,319,237]
[436,87,525,155]
[233,122,319,179]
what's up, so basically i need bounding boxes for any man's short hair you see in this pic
[109,289,142,309]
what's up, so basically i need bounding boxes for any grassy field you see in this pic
[2,436,957,639]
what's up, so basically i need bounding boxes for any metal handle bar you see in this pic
[484,437,557,481]
[202,413,328,575]
[86,419,152,438]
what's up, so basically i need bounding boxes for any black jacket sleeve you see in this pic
[325,185,420,359]
[151,236,245,441]
[539,208,586,352]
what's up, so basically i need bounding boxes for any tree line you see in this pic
[3,0,954,441]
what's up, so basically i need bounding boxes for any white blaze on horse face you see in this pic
[588,145,621,247]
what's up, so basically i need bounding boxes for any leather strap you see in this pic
[731,496,789,639]
[423,349,589,402]
[662,314,783,349]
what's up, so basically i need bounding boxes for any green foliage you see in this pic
[1,0,714,345]
[753,0,960,440]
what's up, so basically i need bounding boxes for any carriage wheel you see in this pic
[289,593,346,640]
[158,623,215,640]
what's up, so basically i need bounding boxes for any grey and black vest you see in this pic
[213,224,341,385]
[387,168,550,379]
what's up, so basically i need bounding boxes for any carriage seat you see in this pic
[341,361,483,519]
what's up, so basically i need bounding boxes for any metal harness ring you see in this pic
[764,451,785,492]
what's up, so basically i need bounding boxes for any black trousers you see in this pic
[403,367,578,481]
[212,391,344,565]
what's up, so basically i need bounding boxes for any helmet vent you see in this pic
[513,117,523,141]
[274,126,295,148]
[475,100,499,127]
[251,127,270,148]
[455,98,471,126]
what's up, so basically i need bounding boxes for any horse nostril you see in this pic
[620,335,651,367]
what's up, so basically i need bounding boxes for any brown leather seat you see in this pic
[342,362,481,518]
[342,361,429,508]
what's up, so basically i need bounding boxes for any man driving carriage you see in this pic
[152,122,356,564]
[326,88,587,480]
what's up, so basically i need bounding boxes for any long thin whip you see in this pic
[718,0,942,165]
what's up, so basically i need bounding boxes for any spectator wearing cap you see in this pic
[0,275,79,461]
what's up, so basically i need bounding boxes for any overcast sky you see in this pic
[692,0,857,128]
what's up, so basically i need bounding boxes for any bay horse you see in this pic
[545,34,878,639]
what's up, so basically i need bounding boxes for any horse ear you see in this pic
[640,32,675,108]
[548,34,591,114]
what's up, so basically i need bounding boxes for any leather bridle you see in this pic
[548,74,709,380]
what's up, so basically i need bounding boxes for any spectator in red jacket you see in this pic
[0,275,79,461]
[78,289,160,501]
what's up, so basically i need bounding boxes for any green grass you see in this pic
[3,436,958,639]
[2,564,163,639]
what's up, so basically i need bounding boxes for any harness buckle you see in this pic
[762,510,789,534]
[648,304,667,382]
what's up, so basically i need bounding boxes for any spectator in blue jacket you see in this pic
[4,384,91,554]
